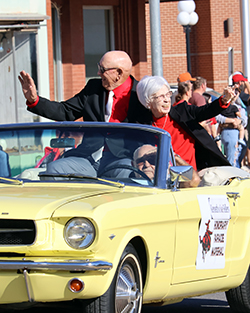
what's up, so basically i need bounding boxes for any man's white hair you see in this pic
[136,75,170,108]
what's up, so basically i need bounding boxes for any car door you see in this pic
[171,185,238,284]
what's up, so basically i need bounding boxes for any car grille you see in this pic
[0,219,35,245]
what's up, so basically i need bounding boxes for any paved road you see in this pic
[142,292,230,312]
[17,292,230,312]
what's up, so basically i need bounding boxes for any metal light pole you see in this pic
[149,0,163,76]
[184,25,191,73]
[177,1,199,74]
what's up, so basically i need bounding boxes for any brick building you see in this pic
[0,0,246,123]
[46,0,244,103]
[146,0,243,92]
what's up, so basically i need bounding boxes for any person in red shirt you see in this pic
[18,50,151,125]
[136,75,235,171]
[18,51,152,178]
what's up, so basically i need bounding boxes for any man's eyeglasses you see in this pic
[97,62,119,74]
[153,91,173,101]
[136,154,156,166]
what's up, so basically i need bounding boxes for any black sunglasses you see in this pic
[97,62,119,74]
[136,154,156,166]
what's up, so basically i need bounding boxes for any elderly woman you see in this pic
[136,75,235,172]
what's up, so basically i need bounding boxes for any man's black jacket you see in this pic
[28,76,152,124]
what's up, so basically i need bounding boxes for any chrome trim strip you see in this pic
[0,260,112,271]
[0,229,33,232]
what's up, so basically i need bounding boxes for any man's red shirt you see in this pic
[108,76,132,123]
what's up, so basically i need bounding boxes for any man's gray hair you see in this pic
[133,144,156,162]
[136,75,170,108]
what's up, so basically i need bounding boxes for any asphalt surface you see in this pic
[8,292,229,313]
[142,292,230,312]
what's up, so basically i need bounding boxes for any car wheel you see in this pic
[226,266,250,312]
[83,244,143,313]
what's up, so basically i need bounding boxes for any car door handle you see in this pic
[226,192,240,200]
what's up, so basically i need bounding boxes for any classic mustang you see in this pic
[0,121,250,313]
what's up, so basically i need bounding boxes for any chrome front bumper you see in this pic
[0,259,113,271]
[0,259,113,303]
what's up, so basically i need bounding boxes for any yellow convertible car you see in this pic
[0,122,250,313]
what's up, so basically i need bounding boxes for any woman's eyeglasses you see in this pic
[153,91,173,101]
[97,62,119,74]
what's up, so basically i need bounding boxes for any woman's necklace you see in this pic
[153,115,168,129]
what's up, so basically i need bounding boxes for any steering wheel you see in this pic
[98,164,152,182]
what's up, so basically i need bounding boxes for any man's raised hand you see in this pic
[18,70,38,104]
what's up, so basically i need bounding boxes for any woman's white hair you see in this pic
[136,75,170,109]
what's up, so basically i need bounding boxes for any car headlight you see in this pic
[64,218,95,249]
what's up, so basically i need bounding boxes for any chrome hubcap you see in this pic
[115,256,142,313]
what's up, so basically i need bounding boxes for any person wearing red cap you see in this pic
[232,72,250,107]
[232,73,247,82]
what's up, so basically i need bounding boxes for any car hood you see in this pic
[0,182,124,220]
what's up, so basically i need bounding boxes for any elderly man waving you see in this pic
[18,50,152,125]
[18,51,154,179]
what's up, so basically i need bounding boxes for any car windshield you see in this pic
[0,123,167,187]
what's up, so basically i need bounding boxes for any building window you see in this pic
[83,7,115,82]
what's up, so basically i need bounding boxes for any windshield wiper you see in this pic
[0,177,23,185]
[38,172,124,188]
